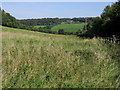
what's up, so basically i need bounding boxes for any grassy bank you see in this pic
[2,26,120,88]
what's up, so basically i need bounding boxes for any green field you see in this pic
[34,25,46,28]
[2,26,120,88]
[51,23,85,32]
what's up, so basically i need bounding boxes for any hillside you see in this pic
[2,26,120,88]
[0,10,19,27]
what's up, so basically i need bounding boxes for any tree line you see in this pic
[19,17,93,26]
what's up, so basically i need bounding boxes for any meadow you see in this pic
[51,23,85,32]
[2,26,120,88]
[34,25,46,28]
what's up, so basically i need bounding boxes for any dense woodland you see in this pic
[1,1,120,38]
[19,17,93,26]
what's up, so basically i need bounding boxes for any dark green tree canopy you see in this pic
[83,1,120,38]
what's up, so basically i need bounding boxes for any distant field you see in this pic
[34,25,46,28]
[51,23,85,32]
[2,26,120,88]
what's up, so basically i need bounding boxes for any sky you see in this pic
[1,2,116,19]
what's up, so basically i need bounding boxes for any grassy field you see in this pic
[51,23,85,32]
[34,25,46,28]
[2,26,120,88]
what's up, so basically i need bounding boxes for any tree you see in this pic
[86,1,120,38]
[58,29,65,34]
[101,1,120,37]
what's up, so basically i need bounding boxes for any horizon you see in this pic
[17,17,96,20]
[2,2,115,19]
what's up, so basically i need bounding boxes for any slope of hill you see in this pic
[2,26,120,88]
[0,10,19,27]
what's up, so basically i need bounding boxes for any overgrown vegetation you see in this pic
[1,1,120,88]
[2,26,120,88]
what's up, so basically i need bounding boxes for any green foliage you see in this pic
[101,2,120,20]
[2,26,120,88]
[1,10,19,27]
[19,18,63,26]
[19,17,94,26]
[58,29,65,34]
[1,10,34,31]
[83,1,120,38]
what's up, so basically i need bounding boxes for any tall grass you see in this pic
[0,25,2,89]
[2,26,120,88]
